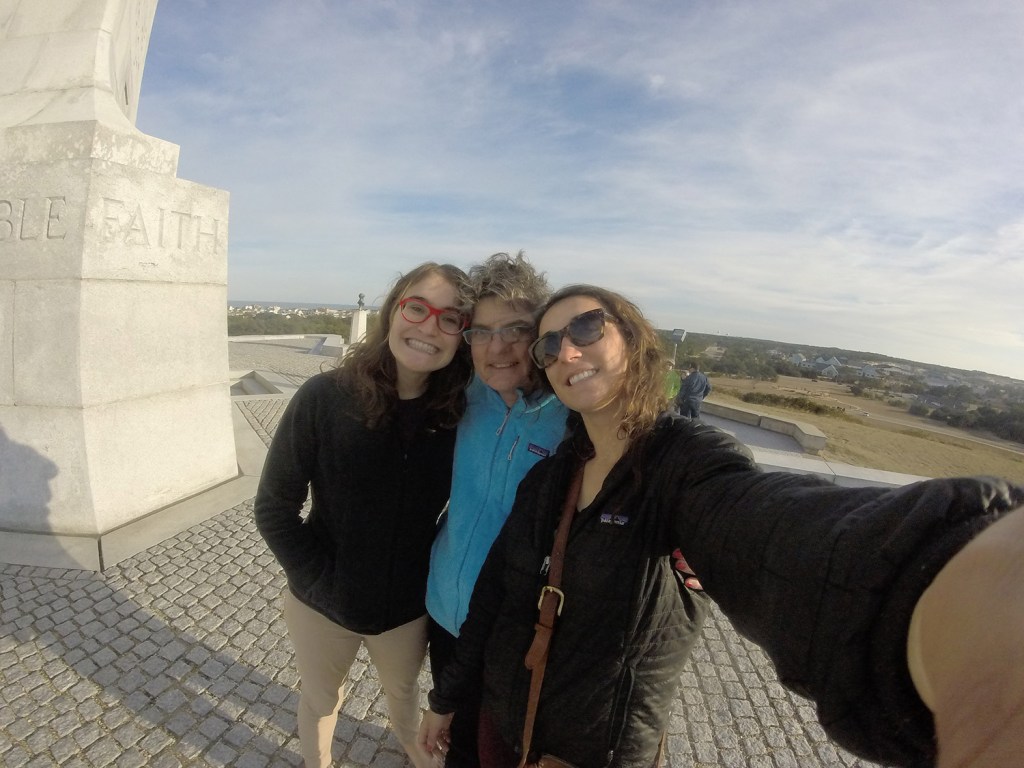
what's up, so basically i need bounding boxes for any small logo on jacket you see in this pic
[599,512,629,526]
[527,443,550,457]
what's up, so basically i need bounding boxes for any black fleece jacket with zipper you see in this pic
[429,414,1024,768]
[254,371,456,634]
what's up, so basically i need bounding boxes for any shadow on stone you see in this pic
[0,501,417,766]
[0,427,59,529]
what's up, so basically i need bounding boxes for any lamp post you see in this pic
[671,329,687,367]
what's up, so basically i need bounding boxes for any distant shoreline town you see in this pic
[226,301,1020,384]
[226,301,1022,442]
[228,300,378,313]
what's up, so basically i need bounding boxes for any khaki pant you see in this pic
[283,589,428,768]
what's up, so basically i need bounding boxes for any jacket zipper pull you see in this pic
[540,556,550,575]
[507,435,520,461]
[496,407,512,436]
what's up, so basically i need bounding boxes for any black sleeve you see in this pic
[253,378,329,587]
[428,490,515,714]
[667,432,1024,765]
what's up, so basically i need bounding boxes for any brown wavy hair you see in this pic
[536,284,668,440]
[335,262,473,429]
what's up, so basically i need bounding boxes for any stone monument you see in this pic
[0,0,239,569]
[351,292,368,344]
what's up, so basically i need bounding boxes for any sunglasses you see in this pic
[398,297,467,335]
[529,308,615,369]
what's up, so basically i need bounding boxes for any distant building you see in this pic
[815,363,839,380]
[879,364,914,377]
[859,365,880,379]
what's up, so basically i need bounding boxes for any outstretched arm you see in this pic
[662,425,1024,765]
[908,505,1024,767]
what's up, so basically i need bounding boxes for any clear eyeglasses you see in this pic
[462,325,533,346]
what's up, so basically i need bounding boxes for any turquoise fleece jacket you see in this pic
[426,375,568,636]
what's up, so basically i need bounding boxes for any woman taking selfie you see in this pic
[420,284,1024,768]
[255,262,473,768]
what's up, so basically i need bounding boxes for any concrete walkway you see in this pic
[0,340,888,768]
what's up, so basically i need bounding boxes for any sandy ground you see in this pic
[708,375,1024,484]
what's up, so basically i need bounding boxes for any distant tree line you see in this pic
[228,312,359,338]
[740,392,847,417]
[925,404,1024,444]
[869,382,1024,444]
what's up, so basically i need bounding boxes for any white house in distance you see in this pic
[859,365,881,379]
[790,353,841,380]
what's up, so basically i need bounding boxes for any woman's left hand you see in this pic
[418,709,454,759]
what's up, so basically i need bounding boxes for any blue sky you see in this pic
[137,0,1024,380]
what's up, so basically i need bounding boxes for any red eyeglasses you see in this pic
[398,298,467,335]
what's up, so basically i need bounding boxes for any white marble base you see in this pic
[1,117,237,546]
[0,403,266,571]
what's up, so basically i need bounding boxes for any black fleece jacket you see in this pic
[254,372,456,634]
[429,414,1024,768]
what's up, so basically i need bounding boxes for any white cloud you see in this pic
[138,0,1024,379]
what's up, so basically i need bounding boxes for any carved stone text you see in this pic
[0,197,68,242]
[100,197,223,252]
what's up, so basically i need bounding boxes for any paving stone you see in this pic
[114,749,148,768]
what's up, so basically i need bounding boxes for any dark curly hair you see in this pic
[535,284,669,440]
[335,262,474,429]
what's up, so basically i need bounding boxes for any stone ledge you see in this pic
[701,404,929,489]
[822,461,930,489]
[230,334,347,359]
[229,334,308,341]
[703,401,827,454]
[229,369,300,399]
[0,403,268,571]
[746,447,928,488]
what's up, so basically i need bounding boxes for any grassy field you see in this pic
[708,375,1024,484]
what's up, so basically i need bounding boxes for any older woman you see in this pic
[420,284,1024,768]
[427,252,568,768]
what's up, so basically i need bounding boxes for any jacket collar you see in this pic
[471,374,563,416]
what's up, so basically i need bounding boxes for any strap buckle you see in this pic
[537,585,565,615]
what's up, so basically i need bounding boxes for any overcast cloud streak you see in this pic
[138,0,1024,380]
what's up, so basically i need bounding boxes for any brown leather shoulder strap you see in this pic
[518,463,584,768]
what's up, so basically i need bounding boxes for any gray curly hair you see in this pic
[468,251,550,311]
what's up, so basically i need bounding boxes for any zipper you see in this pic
[495,407,511,436]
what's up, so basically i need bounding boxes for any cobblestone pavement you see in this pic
[0,342,889,767]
